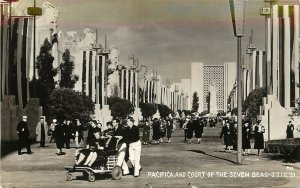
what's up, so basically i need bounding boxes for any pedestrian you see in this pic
[194,115,204,144]
[242,122,251,155]
[286,121,294,138]
[17,116,32,155]
[220,122,233,152]
[159,118,167,143]
[36,116,48,147]
[152,118,160,145]
[111,118,130,175]
[185,115,194,144]
[64,120,72,149]
[142,120,150,145]
[126,117,142,177]
[254,120,265,156]
[48,119,57,143]
[166,117,174,143]
[74,119,84,148]
[54,120,65,155]
[232,123,238,150]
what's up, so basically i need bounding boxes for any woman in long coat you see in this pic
[152,118,161,144]
[186,116,194,144]
[194,118,204,144]
[220,122,233,152]
[254,121,265,156]
[36,117,48,147]
[242,122,251,155]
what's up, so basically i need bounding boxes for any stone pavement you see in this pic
[1,126,300,188]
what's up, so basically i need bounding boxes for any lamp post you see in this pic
[27,0,42,98]
[229,0,247,165]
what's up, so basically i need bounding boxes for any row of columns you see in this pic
[230,4,300,111]
[1,3,34,109]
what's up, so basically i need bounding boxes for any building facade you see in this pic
[191,62,236,113]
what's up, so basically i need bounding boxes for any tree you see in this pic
[139,103,157,119]
[107,97,134,119]
[30,39,58,117]
[157,104,172,118]
[192,91,199,112]
[243,87,267,120]
[49,88,94,125]
[59,49,79,88]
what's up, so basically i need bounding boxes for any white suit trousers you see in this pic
[129,140,142,176]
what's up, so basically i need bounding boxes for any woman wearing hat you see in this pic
[220,121,233,152]
[286,121,294,138]
[242,122,251,155]
[254,120,265,156]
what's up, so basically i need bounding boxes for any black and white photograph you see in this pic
[0,0,300,187]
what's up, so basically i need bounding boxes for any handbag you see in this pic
[261,126,265,133]
[47,129,53,136]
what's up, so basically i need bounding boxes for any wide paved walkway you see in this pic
[1,126,300,187]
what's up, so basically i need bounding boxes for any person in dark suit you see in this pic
[54,120,65,155]
[220,122,233,152]
[185,115,194,144]
[193,114,204,144]
[17,116,32,155]
[64,120,72,149]
[286,121,294,138]
[242,122,251,155]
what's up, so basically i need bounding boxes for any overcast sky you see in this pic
[39,0,267,83]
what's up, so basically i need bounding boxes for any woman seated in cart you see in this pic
[73,119,129,175]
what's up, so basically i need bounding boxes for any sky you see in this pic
[37,0,268,83]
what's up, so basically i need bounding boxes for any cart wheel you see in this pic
[66,173,73,181]
[111,166,122,180]
[88,172,95,182]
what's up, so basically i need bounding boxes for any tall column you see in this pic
[95,55,99,104]
[258,51,264,88]
[91,51,96,102]
[125,69,129,101]
[266,16,272,94]
[272,5,279,98]
[85,51,90,96]
[134,71,138,107]
[129,70,133,103]
[294,5,299,101]
[26,18,33,100]
[283,5,290,108]
[101,55,105,108]
[120,69,124,99]
[252,51,257,90]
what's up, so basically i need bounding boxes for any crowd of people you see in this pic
[16,113,298,178]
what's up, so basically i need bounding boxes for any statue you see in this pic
[208,81,218,115]
[107,46,120,97]
[78,28,96,50]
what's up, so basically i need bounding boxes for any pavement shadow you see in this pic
[188,150,236,164]
[1,139,36,158]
